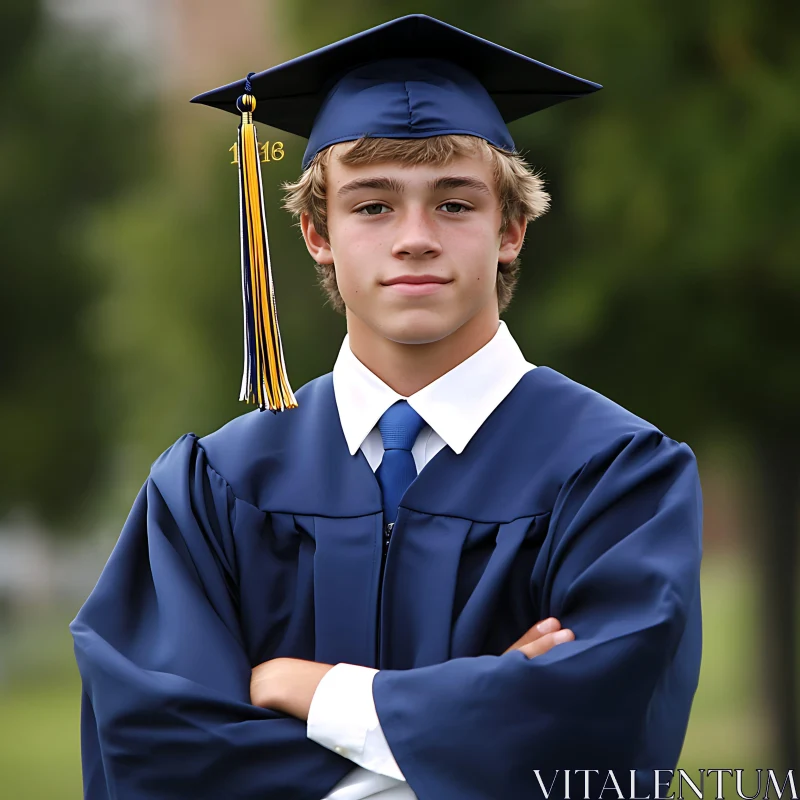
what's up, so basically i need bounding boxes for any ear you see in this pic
[498,215,527,264]
[300,212,334,265]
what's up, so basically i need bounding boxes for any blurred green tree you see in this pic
[285,0,800,769]
[0,0,155,530]
[81,121,348,514]
[26,0,793,768]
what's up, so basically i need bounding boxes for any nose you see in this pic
[391,205,443,261]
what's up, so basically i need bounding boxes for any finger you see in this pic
[517,628,574,659]
[502,618,562,654]
[502,618,561,654]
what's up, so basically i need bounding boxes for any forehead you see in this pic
[326,142,495,186]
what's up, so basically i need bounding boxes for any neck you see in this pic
[346,306,500,396]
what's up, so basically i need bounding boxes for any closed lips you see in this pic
[383,275,451,284]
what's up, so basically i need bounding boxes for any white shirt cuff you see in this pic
[307,662,406,781]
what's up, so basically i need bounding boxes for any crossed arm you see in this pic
[73,429,701,798]
[249,616,575,720]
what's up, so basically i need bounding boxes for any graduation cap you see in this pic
[190,14,601,412]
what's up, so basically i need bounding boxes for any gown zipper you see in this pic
[383,521,395,559]
[375,520,394,664]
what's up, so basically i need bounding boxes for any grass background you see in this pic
[0,551,763,799]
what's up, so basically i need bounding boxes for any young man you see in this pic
[71,15,703,800]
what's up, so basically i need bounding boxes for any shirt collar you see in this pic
[332,320,535,457]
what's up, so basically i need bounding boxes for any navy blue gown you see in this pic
[70,366,703,799]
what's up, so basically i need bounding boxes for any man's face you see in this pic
[304,144,525,346]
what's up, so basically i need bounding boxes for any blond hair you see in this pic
[281,134,550,313]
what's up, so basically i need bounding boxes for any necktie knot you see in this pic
[378,400,425,452]
[375,400,425,524]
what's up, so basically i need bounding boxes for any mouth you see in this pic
[381,274,453,296]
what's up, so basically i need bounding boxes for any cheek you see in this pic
[329,244,373,303]
[335,269,360,300]
[328,224,363,284]
[454,227,501,299]
[448,217,498,251]
[330,223,386,285]
[447,224,500,272]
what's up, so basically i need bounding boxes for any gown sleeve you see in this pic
[70,433,352,800]
[371,428,703,800]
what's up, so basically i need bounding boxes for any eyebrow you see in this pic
[336,175,492,197]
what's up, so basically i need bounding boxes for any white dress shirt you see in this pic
[308,320,536,800]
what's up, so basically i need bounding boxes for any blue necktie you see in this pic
[376,400,426,524]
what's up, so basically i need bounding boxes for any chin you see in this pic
[377,313,463,345]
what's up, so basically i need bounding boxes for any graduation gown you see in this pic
[70,366,703,800]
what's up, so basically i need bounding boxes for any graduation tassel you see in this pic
[233,75,297,412]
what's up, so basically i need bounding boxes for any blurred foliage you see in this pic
[0,0,156,530]
[279,3,800,764]
[9,0,797,521]
[285,0,800,444]
[0,555,764,798]
[2,0,798,787]
[81,125,349,512]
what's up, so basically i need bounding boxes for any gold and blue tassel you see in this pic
[234,73,297,412]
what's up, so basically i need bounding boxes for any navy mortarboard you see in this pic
[190,14,601,411]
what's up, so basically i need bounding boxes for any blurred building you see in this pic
[0,514,109,607]
[48,0,285,92]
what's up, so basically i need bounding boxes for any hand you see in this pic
[250,657,335,720]
[502,617,574,659]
